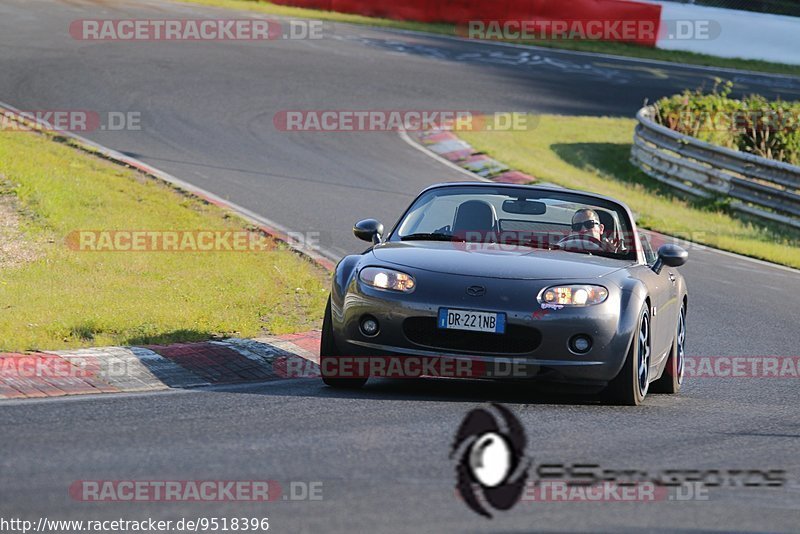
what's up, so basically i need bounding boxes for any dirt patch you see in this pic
[0,179,40,269]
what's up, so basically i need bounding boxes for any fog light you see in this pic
[360,316,379,337]
[570,335,592,354]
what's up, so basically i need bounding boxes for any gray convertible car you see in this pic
[321,182,688,405]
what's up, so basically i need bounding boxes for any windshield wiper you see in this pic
[552,242,624,259]
[497,238,548,250]
[400,232,464,242]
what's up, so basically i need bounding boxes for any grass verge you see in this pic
[177,0,800,76]
[458,115,800,268]
[0,129,328,352]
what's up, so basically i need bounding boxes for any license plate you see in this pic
[437,308,506,334]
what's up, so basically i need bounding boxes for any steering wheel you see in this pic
[556,233,604,251]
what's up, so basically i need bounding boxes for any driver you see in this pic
[571,208,603,241]
[559,208,621,253]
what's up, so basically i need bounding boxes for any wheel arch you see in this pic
[332,255,361,304]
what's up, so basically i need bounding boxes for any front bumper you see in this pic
[331,271,634,384]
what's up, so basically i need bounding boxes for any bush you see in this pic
[653,80,800,165]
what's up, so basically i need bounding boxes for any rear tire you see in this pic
[604,304,651,406]
[651,303,686,394]
[320,297,367,390]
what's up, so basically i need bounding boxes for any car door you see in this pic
[637,232,677,368]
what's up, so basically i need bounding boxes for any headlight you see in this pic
[359,267,416,292]
[538,285,608,306]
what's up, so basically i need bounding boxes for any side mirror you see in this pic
[653,244,688,273]
[353,219,384,244]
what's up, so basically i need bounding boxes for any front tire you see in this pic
[651,303,686,394]
[320,297,367,390]
[604,304,651,406]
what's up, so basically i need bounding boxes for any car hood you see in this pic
[370,241,632,280]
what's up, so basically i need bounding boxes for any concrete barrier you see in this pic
[272,0,663,46]
[646,0,800,65]
[273,0,799,65]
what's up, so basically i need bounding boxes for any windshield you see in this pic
[391,186,637,260]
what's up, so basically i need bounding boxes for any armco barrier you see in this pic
[630,106,800,230]
[274,0,662,46]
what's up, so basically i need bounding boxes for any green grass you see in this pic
[175,0,800,76]
[458,115,800,268]
[0,131,328,352]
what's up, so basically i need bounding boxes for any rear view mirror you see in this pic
[502,199,546,215]
[659,244,688,267]
[353,219,384,244]
[653,244,688,273]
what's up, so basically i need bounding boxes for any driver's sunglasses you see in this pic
[571,219,600,231]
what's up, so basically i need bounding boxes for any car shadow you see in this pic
[211,376,610,407]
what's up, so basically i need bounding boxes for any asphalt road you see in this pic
[1,0,800,532]
[3,0,800,258]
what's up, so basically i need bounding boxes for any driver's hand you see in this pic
[602,236,623,253]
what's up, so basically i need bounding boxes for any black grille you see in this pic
[402,317,540,354]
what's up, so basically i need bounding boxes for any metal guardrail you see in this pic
[630,106,800,230]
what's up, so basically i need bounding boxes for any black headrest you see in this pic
[453,200,497,234]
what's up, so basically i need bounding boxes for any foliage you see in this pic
[654,80,800,165]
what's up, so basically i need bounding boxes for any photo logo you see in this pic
[450,406,790,517]
[450,403,530,518]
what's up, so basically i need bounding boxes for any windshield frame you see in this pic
[386,184,642,262]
